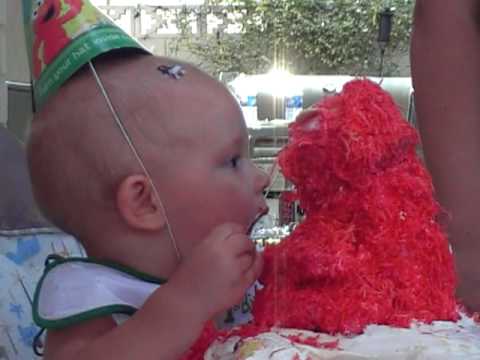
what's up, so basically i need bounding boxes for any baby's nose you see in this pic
[255,164,271,192]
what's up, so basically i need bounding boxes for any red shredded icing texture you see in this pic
[183,79,459,359]
[252,79,458,334]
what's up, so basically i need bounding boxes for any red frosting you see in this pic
[252,79,458,334]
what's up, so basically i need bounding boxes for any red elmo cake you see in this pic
[253,79,458,334]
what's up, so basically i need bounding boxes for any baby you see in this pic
[27,52,269,359]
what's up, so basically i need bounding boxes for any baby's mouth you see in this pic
[258,205,269,218]
[247,207,269,236]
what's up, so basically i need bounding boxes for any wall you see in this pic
[0,0,6,127]
[5,1,29,83]
[3,1,31,141]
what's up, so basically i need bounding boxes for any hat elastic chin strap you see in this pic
[87,60,181,262]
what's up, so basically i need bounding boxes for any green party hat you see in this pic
[22,0,149,110]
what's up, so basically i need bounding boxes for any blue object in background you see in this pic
[246,95,257,107]
[285,95,303,121]
[242,95,258,123]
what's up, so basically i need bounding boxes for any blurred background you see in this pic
[0,0,415,225]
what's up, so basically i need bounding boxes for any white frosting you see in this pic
[205,314,480,359]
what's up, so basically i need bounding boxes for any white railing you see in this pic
[97,4,238,39]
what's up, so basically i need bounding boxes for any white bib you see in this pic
[33,257,164,329]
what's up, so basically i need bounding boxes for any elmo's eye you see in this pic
[32,0,43,18]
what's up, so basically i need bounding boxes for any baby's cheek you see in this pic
[234,194,257,220]
[213,182,255,223]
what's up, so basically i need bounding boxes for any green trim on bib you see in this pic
[32,255,167,329]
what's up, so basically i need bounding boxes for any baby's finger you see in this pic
[227,232,256,255]
[201,223,244,249]
[214,223,245,239]
[237,251,255,274]
[251,251,264,279]
[241,252,264,288]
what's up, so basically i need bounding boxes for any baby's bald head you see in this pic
[27,53,231,242]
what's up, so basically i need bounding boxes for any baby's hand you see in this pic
[168,223,263,321]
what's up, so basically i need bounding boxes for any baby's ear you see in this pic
[116,174,166,231]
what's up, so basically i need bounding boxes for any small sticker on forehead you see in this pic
[157,64,186,80]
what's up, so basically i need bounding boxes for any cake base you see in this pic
[206,314,480,359]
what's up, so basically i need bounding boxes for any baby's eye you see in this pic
[228,156,240,169]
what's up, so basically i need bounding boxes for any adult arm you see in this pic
[411,0,480,310]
